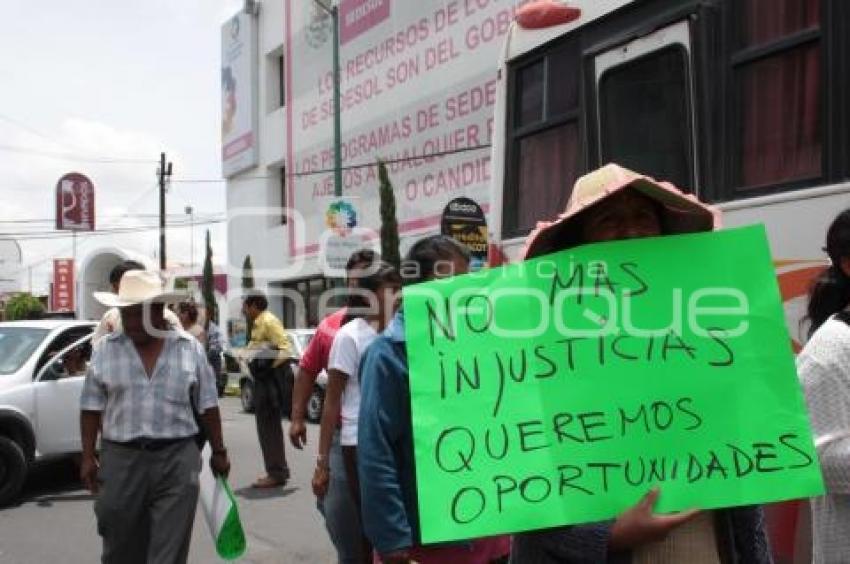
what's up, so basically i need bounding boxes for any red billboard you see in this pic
[339,0,390,45]
[56,172,95,231]
[51,259,75,312]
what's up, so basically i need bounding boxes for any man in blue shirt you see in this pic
[357,236,509,564]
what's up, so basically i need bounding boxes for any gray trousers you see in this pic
[318,432,364,564]
[94,439,201,564]
[253,372,289,481]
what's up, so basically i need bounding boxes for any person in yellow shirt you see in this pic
[242,291,293,488]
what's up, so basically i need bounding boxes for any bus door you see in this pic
[593,20,700,195]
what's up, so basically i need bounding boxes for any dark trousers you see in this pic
[94,439,200,564]
[342,445,374,564]
[253,368,289,482]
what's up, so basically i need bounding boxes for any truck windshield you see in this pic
[0,328,49,375]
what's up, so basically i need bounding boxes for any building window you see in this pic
[280,166,288,224]
[266,48,286,113]
[505,40,582,238]
[732,0,822,191]
[277,276,342,328]
[598,47,694,192]
[278,54,286,108]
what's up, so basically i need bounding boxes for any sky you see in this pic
[0,0,243,294]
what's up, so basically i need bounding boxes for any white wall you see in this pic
[226,0,329,333]
[77,248,155,320]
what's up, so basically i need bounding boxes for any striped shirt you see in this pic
[80,329,218,442]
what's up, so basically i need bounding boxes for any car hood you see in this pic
[0,372,30,393]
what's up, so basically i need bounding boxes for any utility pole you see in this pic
[157,152,173,271]
[185,205,194,269]
[331,4,342,197]
[312,0,343,197]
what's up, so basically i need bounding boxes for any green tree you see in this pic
[6,293,44,321]
[242,255,255,341]
[378,160,401,269]
[202,230,217,324]
[242,255,254,290]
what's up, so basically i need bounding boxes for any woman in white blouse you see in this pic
[798,208,850,564]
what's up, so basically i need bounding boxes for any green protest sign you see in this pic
[404,225,824,544]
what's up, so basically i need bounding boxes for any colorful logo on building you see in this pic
[325,200,357,235]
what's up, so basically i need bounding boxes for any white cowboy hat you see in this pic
[93,270,186,308]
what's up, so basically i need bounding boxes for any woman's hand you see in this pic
[609,488,699,551]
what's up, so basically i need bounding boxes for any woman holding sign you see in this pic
[798,208,850,564]
[510,164,771,564]
[357,236,512,564]
[312,261,402,563]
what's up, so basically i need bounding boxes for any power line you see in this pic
[169,143,493,183]
[0,213,223,225]
[0,113,104,158]
[0,143,156,164]
[4,215,225,289]
[0,218,225,241]
[289,143,492,177]
[0,221,225,236]
[11,184,162,273]
[171,178,231,183]
[0,113,156,164]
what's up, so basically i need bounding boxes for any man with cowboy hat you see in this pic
[92,259,181,343]
[80,270,230,564]
[510,164,770,563]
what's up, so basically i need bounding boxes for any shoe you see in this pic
[252,476,286,488]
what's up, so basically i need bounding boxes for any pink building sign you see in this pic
[339,0,390,44]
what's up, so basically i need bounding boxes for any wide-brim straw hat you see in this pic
[521,163,721,259]
[93,270,185,308]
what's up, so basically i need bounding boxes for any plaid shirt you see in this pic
[80,329,218,442]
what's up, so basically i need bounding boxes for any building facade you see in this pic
[224,0,527,328]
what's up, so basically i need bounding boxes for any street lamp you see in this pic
[185,205,194,270]
[311,0,343,198]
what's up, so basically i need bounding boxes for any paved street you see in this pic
[0,398,336,564]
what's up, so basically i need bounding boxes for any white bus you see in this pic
[487,2,846,559]
[488,0,848,354]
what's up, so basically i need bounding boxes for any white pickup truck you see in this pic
[0,320,96,506]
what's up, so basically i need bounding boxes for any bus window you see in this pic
[515,122,580,231]
[598,46,693,191]
[595,19,696,193]
[504,40,581,237]
[516,60,544,127]
[733,0,821,192]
